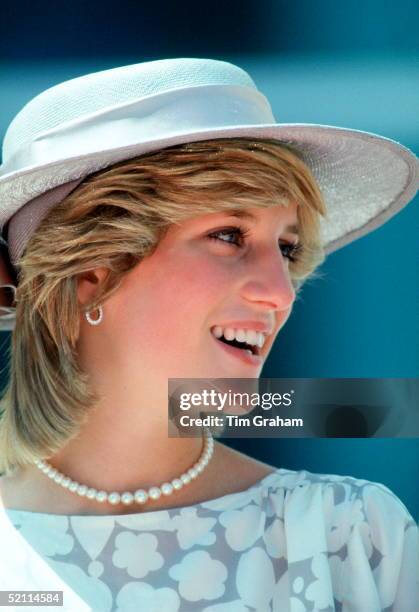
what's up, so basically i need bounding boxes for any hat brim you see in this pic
[0,123,417,255]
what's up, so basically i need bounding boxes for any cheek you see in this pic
[117,254,230,352]
[159,258,229,327]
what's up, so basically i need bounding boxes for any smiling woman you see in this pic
[0,58,417,610]
[0,137,325,476]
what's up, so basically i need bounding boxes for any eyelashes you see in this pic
[207,225,303,263]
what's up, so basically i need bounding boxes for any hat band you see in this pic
[1,84,275,175]
[3,84,275,268]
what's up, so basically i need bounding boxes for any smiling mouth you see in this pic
[216,335,259,355]
[211,333,263,366]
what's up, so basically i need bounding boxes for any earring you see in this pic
[85,305,103,326]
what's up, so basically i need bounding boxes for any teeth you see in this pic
[235,329,247,343]
[245,329,258,346]
[212,326,267,350]
[223,327,236,342]
[213,326,223,338]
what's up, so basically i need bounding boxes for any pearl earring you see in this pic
[85,305,103,325]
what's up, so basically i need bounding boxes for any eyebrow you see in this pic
[226,209,300,237]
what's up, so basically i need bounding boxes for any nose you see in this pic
[239,245,296,312]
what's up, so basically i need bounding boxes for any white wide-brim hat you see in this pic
[0,57,418,330]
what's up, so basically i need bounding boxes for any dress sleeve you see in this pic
[338,481,418,611]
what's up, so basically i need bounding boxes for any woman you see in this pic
[0,58,417,611]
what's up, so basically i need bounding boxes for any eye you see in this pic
[279,242,303,263]
[207,225,303,262]
[207,226,249,247]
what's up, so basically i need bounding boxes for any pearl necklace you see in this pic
[34,427,214,506]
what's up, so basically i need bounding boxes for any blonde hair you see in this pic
[0,137,327,475]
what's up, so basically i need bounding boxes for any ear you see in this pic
[76,267,110,307]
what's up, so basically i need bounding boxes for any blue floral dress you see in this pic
[0,468,417,611]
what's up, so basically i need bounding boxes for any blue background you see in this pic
[0,0,418,518]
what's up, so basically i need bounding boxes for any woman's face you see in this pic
[99,202,299,380]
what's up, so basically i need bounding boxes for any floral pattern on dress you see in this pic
[3,468,418,611]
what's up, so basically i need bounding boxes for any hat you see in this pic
[0,57,418,331]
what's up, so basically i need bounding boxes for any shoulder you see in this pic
[251,466,416,558]
[294,471,418,608]
[212,445,415,533]
[265,465,413,504]
[260,469,418,607]
[263,466,416,527]
[267,471,417,569]
[313,470,415,523]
